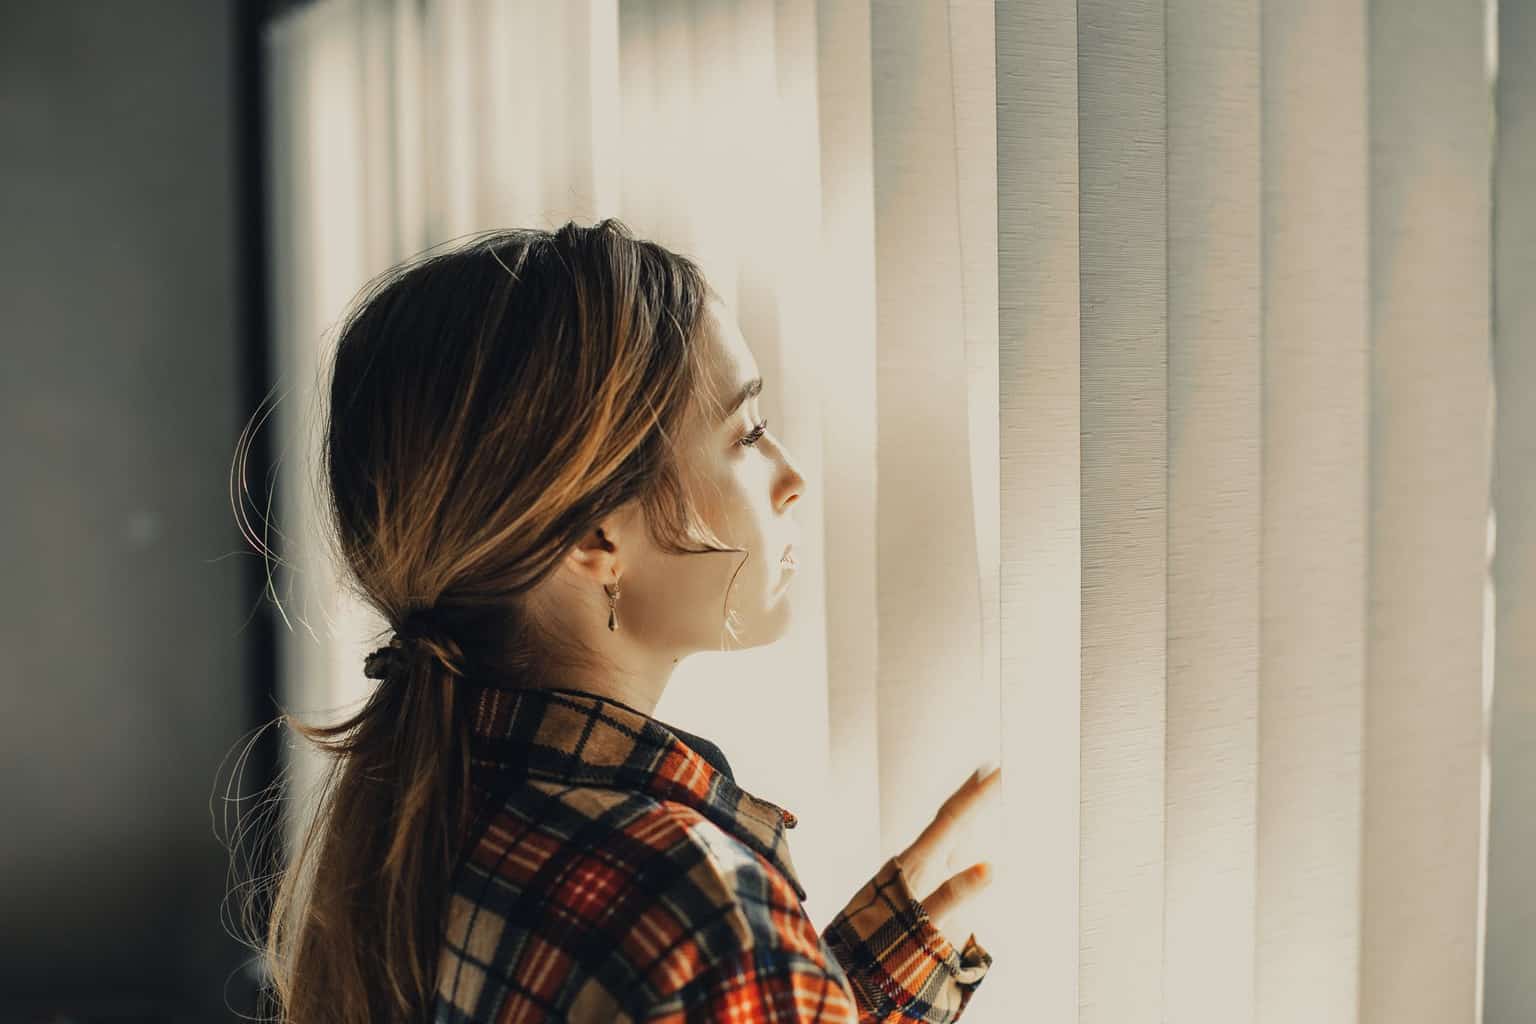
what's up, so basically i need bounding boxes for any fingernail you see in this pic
[974,757,998,780]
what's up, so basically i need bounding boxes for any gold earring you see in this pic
[604,580,621,631]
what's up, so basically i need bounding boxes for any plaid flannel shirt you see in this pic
[433,684,993,1022]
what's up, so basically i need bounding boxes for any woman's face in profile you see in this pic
[620,295,808,652]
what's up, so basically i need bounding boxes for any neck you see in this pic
[517,657,679,718]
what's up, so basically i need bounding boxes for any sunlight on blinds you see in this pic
[262,1,1526,1020]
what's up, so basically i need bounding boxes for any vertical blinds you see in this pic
[998,1,1498,1020]
[264,1,1524,1019]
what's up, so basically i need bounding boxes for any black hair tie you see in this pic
[362,634,414,681]
[363,607,467,681]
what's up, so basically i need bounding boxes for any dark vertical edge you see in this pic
[229,0,282,1015]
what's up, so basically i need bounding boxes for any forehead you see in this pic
[698,297,758,408]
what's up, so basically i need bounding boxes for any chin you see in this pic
[756,587,796,643]
[721,590,795,650]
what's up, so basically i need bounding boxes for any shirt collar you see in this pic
[463,684,806,902]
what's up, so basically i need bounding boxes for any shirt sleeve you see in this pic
[640,945,861,1023]
[818,855,994,1024]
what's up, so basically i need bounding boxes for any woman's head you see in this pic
[523,289,807,685]
[326,218,804,693]
[259,218,805,1023]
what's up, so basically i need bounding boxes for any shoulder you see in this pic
[616,799,855,1019]
[616,799,834,1005]
[435,783,839,1021]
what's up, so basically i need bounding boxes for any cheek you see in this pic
[714,477,774,549]
[694,461,748,529]
[692,451,775,550]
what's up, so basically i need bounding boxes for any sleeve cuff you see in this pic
[821,855,994,1022]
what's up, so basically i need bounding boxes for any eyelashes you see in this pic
[739,418,769,448]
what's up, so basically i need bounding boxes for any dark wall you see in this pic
[0,1,271,1018]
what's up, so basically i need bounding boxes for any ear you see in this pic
[563,517,626,584]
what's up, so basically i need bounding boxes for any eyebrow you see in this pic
[721,377,763,422]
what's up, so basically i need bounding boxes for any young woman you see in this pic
[259,219,1001,1022]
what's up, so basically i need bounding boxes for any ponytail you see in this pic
[262,627,474,1024]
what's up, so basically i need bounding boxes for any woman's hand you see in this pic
[893,762,1003,935]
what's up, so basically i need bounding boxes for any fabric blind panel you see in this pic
[1077,1,1170,1020]
[812,0,885,912]
[997,4,1083,1021]
[1257,2,1372,1021]
[955,2,1003,754]
[867,0,1002,950]
[1165,1,1262,1022]
[420,0,609,236]
[1487,2,1536,1020]
[1362,2,1492,1021]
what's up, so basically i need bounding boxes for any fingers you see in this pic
[918,861,994,933]
[940,763,1002,828]
[898,763,1003,893]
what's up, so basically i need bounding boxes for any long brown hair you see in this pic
[242,219,750,1023]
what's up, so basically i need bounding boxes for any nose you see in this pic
[778,461,806,512]
[770,426,806,512]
